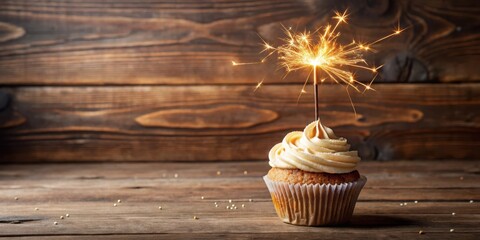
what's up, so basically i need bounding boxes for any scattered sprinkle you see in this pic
[400,203,404,206]
[14,197,18,201]
[403,202,408,206]
[414,201,418,204]
[174,173,178,178]
[215,204,218,208]
[35,208,39,211]
[193,216,199,220]
[418,230,424,235]
[66,214,70,217]
[60,216,64,220]
[450,229,454,232]
[201,196,204,200]
[53,222,58,225]
[244,171,248,175]
[229,199,232,203]
[158,206,162,210]
[249,199,253,202]
[214,202,217,205]
[117,199,122,203]
[470,200,474,203]
[232,204,235,207]
[452,212,456,216]
[113,203,117,207]
[242,204,245,208]
[226,206,230,209]
[217,171,221,175]
[234,206,237,209]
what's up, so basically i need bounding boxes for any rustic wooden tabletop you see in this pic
[0,160,478,239]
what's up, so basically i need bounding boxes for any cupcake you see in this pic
[264,120,366,226]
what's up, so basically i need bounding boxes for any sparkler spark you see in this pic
[233,10,403,120]
[254,80,263,92]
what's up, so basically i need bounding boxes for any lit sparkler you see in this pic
[233,10,403,120]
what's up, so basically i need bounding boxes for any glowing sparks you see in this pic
[265,10,402,93]
[231,60,258,66]
[254,80,263,92]
[233,10,403,118]
[333,10,348,23]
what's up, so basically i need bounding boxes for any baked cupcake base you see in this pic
[267,167,360,185]
[264,174,367,226]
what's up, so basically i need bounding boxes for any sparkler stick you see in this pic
[313,66,319,121]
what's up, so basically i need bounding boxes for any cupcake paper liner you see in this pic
[263,175,367,226]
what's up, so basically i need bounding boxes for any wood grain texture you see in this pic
[135,104,278,129]
[0,83,479,162]
[0,161,479,239]
[2,234,479,240]
[0,0,478,85]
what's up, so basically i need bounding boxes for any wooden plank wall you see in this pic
[0,0,479,162]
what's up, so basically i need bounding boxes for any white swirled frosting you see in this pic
[268,121,360,173]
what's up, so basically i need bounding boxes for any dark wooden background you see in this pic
[0,0,479,162]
